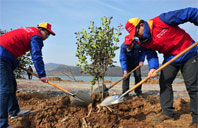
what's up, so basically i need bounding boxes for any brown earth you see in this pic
[8,79,192,128]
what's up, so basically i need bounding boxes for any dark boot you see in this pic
[152,113,174,122]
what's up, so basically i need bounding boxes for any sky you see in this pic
[0,0,197,66]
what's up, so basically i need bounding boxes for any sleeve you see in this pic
[119,44,128,71]
[159,7,198,26]
[141,47,159,70]
[30,35,46,78]
[138,45,145,62]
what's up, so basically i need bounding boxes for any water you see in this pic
[56,76,122,82]
[24,75,183,82]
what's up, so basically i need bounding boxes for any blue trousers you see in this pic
[0,59,20,128]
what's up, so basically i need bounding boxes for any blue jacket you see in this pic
[120,42,145,71]
[143,7,198,69]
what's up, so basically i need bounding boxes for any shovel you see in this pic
[101,41,198,106]
[105,65,141,92]
[19,66,92,106]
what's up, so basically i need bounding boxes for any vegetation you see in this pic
[14,52,33,78]
[75,16,122,99]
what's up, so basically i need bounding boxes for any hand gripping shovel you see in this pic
[101,41,198,106]
[105,65,141,92]
[19,66,92,106]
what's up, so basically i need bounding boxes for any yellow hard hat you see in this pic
[37,22,55,36]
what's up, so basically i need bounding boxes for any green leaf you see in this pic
[77,60,81,66]
[91,21,94,26]
[90,80,96,86]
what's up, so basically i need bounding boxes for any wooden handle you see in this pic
[19,66,74,96]
[129,41,198,93]
[47,81,73,95]
[19,66,38,77]
[108,65,141,90]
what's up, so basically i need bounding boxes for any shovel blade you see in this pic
[100,95,124,106]
[71,90,92,106]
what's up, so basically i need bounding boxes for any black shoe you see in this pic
[136,92,142,97]
[123,96,129,101]
[152,113,174,122]
[136,92,147,98]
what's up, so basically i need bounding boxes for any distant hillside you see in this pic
[45,63,150,76]
[45,63,63,71]
[46,64,83,76]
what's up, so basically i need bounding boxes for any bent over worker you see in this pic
[120,37,145,99]
[0,22,55,128]
[125,7,198,127]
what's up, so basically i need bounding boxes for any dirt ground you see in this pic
[8,79,194,128]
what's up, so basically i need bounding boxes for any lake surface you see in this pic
[25,75,183,82]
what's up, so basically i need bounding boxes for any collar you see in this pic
[140,21,152,44]
[143,21,152,39]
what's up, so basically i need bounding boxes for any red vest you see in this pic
[0,27,42,58]
[139,16,193,55]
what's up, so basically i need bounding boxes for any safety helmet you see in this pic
[125,18,141,40]
[124,34,135,46]
[37,22,55,36]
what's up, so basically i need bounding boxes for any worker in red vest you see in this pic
[125,7,198,127]
[0,22,55,128]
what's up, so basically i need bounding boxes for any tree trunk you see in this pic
[102,77,104,100]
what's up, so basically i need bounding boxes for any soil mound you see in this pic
[9,91,192,128]
[145,79,159,84]
[48,77,62,81]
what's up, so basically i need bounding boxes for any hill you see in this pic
[45,63,149,76]
[45,63,62,70]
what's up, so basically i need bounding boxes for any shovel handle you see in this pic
[128,41,198,93]
[107,65,141,90]
[18,66,74,96]
[47,81,74,96]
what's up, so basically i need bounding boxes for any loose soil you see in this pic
[9,79,193,128]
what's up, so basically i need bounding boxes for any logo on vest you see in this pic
[156,28,168,38]
[22,27,34,33]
